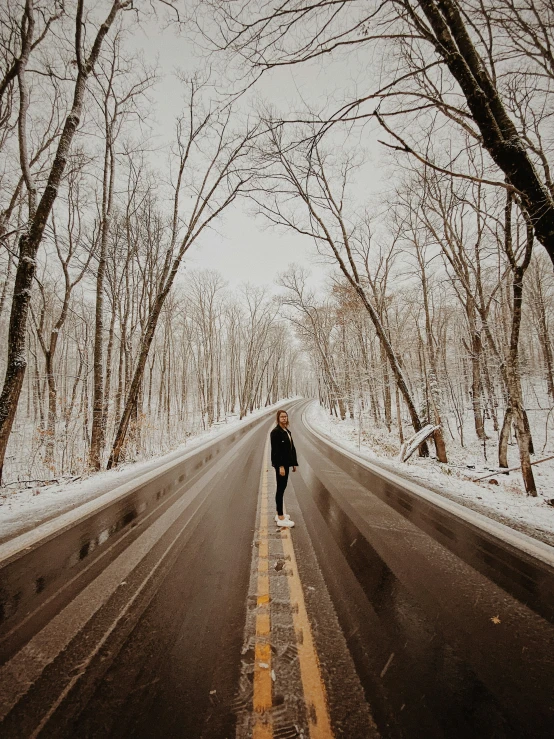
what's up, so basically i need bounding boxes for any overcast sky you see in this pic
[128,17,386,292]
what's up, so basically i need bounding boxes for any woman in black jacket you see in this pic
[270,409,298,528]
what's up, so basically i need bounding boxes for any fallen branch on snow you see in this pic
[472,455,554,482]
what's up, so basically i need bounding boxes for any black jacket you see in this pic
[270,425,299,469]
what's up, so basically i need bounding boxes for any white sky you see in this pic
[128,17,386,292]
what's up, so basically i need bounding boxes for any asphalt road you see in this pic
[0,400,553,738]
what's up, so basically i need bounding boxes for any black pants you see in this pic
[275,466,290,516]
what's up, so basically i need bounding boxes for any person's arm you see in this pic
[291,435,298,470]
[272,428,288,475]
[270,428,284,470]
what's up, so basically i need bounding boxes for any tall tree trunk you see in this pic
[395,383,404,444]
[103,304,117,435]
[89,237,107,469]
[44,351,56,469]
[504,219,536,493]
[466,295,487,440]
[522,409,535,456]
[469,331,486,440]
[115,321,125,423]
[90,117,116,469]
[381,342,392,432]
[498,405,512,468]
[368,340,380,425]
[535,284,554,400]
[420,262,448,463]
[481,346,499,432]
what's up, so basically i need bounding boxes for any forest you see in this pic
[1,0,554,500]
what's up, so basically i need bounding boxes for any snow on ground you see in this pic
[0,400,296,545]
[4,396,552,549]
[306,402,554,547]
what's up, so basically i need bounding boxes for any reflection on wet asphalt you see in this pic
[292,416,554,739]
[319,476,507,737]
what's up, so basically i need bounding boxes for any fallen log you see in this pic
[398,424,440,463]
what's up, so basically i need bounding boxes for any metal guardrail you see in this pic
[300,402,554,625]
[0,403,298,663]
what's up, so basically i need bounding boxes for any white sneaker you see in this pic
[275,514,291,523]
[276,517,294,528]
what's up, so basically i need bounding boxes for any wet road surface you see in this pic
[0,400,553,738]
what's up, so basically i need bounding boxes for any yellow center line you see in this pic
[280,496,335,738]
[252,436,334,739]
[253,445,272,738]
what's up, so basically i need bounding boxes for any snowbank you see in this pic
[306,402,554,547]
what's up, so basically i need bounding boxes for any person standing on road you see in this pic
[270,409,298,528]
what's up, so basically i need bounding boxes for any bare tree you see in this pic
[0,0,131,482]
[204,0,554,268]
[107,81,258,467]
[253,124,427,440]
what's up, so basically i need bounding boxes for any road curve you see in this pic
[0,399,552,738]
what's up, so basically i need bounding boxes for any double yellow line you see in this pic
[253,449,272,738]
[252,442,334,739]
